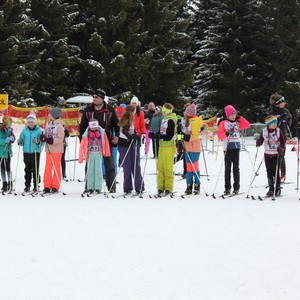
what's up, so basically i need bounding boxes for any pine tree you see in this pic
[138,0,194,104]
[30,0,80,105]
[0,0,42,102]
[191,0,275,120]
[264,0,300,123]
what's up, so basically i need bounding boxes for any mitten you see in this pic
[277,146,285,157]
[5,137,11,144]
[17,138,23,146]
[148,132,154,139]
[183,134,191,142]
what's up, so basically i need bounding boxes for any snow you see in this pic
[1,136,300,300]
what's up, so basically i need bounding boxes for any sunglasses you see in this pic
[276,96,285,105]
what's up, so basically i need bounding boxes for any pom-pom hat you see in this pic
[184,103,197,117]
[225,105,237,118]
[265,115,278,127]
[26,111,37,123]
[130,96,139,105]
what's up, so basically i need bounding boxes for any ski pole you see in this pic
[72,123,79,181]
[246,146,259,199]
[12,145,21,194]
[138,152,148,197]
[45,144,66,195]
[106,139,135,195]
[200,139,210,180]
[272,155,282,200]
[250,156,264,187]
[182,143,209,196]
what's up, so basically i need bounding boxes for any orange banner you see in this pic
[6,105,80,136]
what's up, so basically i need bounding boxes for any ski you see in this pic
[257,194,285,201]
[86,191,102,197]
[150,192,176,198]
[131,191,150,198]
[181,192,200,199]
[21,190,38,196]
[220,192,245,199]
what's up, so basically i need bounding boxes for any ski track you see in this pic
[0,137,300,300]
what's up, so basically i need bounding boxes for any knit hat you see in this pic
[265,115,278,127]
[130,96,139,105]
[120,103,126,108]
[225,105,236,118]
[94,89,106,99]
[49,107,62,119]
[3,115,12,126]
[184,103,197,117]
[155,106,161,112]
[26,111,37,123]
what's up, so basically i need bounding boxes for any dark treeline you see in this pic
[0,0,300,124]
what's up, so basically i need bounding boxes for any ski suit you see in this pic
[157,113,177,192]
[79,127,110,191]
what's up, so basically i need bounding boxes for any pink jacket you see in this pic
[78,127,111,163]
[45,119,65,153]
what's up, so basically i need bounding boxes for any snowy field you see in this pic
[1,136,300,300]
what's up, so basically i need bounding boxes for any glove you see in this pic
[153,132,160,139]
[183,134,191,142]
[10,136,15,143]
[32,137,40,145]
[131,133,141,142]
[148,132,154,139]
[40,133,53,144]
[277,146,285,157]
[141,134,146,144]
[5,137,11,144]
[226,127,235,136]
[17,138,23,146]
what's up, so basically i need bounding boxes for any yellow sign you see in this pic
[0,94,8,110]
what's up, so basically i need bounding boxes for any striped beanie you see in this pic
[265,115,277,126]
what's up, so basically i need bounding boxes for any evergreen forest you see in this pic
[1,0,300,124]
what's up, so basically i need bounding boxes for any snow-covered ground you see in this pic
[1,136,300,300]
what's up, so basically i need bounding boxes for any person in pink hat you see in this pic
[217,105,250,195]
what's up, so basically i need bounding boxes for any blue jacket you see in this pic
[19,125,43,153]
[0,128,15,158]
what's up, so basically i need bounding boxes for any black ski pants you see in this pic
[224,149,240,191]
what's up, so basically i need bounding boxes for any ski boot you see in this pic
[232,189,239,195]
[275,186,282,196]
[223,189,230,196]
[164,190,172,196]
[184,184,193,195]
[1,181,8,192]
[157,189,164,197]
[194,184,200,195]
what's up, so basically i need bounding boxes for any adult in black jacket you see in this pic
[269,93,292,182]
[80,89,119,192]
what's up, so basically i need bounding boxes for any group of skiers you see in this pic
[0,89,297,197]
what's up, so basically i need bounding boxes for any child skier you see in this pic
[156,103,177,196]
[0,115,15,192]
[118,105,144,194]
[217,105,250,195]
[256,115,285,196]
[78,120,110,194]
[181,103,203,195]
[18,111,43,192]
[40,108,65,193]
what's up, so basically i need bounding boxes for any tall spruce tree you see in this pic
[138,0,194,104]
[0,0,42,101]
[30,0,80,105]
[264,0,300,124]
[191,0,275,120]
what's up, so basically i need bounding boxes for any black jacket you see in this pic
[269,105,292,139]
[79,102,119,143]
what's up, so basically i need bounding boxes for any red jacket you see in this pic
[134,112,146,136]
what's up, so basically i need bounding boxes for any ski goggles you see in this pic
[276,96,286,105]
